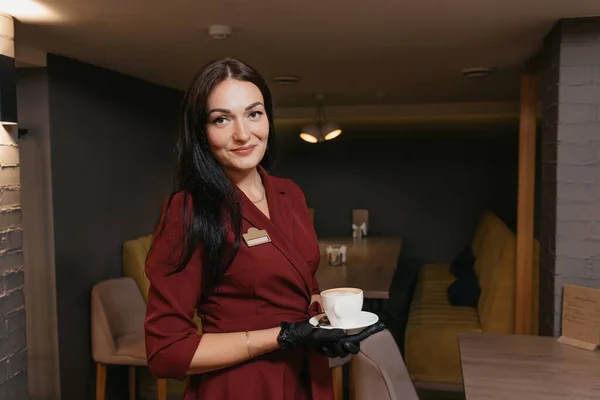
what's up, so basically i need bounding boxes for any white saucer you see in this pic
[309,311,379,334]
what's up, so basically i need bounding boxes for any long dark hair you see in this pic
[157,58,276,295]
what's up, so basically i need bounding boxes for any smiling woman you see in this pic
[143,57,385,400]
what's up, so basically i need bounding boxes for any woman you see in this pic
[144,58,383,400]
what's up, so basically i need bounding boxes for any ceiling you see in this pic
[7,0,600,111]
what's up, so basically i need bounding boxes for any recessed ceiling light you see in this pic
[208,25,232,40]
[461,67,496,78]
[272,75,300,85]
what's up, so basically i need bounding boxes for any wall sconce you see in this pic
[0,54,17,125]
[0,14,16,126]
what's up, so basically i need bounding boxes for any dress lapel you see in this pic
[238,166,311,299]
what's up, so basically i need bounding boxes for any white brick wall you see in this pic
[540,17,600,336]
[0,125,27,400]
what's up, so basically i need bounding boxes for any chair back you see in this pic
[123,234,153,301]
[91,277,146,363]
[351,329,419,400]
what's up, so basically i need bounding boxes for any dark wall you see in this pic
[17,68,62,398]
[40,52,519,397]
[271,127,519,263]
[46,54,183,399]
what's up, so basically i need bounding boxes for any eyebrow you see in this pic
[208,102,263,115]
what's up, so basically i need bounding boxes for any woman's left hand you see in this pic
[319,321,386,358]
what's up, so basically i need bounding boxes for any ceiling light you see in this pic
[461,67,496,78]
[299,131,319,143]
[0,0,61,22]
[299,95,342,144]
[323,126,342,141]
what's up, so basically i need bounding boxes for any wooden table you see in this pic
[316,236,402,400]
[458,332,600,400]
[315,236,403,299]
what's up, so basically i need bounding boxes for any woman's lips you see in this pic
[231,145,256,156]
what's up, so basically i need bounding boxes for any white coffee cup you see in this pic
[320,287,363,328]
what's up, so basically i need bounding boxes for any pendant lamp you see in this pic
[299,94,341,143]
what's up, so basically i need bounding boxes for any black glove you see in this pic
[277,321,347,350]
[319,321,386,358]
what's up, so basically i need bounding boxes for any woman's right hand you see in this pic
[319,321,386,358]
[277,321,347,351]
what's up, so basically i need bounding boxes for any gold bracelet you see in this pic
[246,330,253,359]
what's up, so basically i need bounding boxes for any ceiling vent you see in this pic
[272,75,300,85]
[461,67,496,78]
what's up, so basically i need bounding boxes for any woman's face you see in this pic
[205,79,269,174]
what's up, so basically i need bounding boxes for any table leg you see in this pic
[332,366,343,400]
[349,360,356,400]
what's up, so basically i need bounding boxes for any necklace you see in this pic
[246,173,266,203]
[250,178,266,203]
[251,188,265,204]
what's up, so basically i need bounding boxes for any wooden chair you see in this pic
[91,277,167,400]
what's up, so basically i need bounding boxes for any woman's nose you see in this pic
[232,119,251,142]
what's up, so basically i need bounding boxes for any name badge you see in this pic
[243,227,271,247]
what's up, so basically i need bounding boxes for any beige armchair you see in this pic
[351,329,418,400]
[91,277,167,400]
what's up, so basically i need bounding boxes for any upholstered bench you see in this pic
[404,211,539,386]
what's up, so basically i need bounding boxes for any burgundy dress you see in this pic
[144,166,333,399]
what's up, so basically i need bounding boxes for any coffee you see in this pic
[328,291,356,297]
[322,288,361,297]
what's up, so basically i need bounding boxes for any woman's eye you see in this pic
[249,111,263,119]
[213,116,227,125]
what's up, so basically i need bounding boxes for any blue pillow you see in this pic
[450,246,475,278]
[447,275,481,308]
